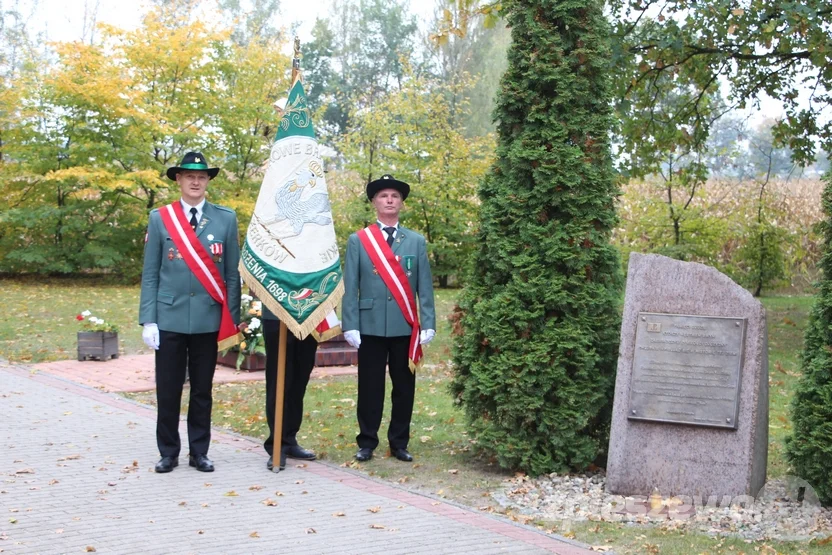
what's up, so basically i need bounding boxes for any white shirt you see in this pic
[181,198,206,223]
[377,220,399,242]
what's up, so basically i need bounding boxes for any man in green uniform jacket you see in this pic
[342,174,436,463]
[139,151,241,474]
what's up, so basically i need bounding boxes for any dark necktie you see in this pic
[189,207,198,231]
[383,226,395,247]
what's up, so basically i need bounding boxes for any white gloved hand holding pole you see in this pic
[142,323,160,350]
[344,329,361,349]
[419,329,435,345]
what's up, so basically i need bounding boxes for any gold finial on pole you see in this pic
[292,36,301,81]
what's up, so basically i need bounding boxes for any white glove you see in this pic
[142,323,160,350]
[344,330,361,349]
[420,329,435,345]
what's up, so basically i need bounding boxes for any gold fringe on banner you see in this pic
[240,262,345,341]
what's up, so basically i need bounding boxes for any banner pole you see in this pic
[271,320,288,472]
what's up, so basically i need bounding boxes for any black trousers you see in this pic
[263,319,318,456]
[155,330,218,458]
[356,335,414,451]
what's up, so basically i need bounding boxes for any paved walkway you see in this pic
[0,361,593,554]
[31,355,357,393]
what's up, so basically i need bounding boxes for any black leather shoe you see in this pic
[154,456,178,473]
[355,447,373,462]
[188,454,214,472]
[391,448,413,462]
[283,444,316,461]
[266,452,287,471]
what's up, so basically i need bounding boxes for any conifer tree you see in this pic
[786,172,832,506]
[450,0,623,474]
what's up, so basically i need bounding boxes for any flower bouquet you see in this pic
[220,294,266,370]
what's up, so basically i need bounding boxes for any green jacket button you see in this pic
[190,293,195,297]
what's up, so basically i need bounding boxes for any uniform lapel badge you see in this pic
[175,250,183,260]
[168,248,175,260]
[405,257,412,276]
[372,268,379,275]
[198,218,208,230]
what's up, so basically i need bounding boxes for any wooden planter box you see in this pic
[217,350,266,372]
[77,331,119,361]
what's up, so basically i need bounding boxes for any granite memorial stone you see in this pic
[606,253,768,498]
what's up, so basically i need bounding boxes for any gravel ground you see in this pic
[494,472,832,542]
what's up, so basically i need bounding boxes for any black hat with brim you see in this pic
[166,151,220,181]
[366,174,410,201]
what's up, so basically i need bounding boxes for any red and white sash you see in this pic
[358,225,422,371]
[159,202,243,351]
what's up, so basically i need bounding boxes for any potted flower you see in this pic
[76,310,120,361]
[218,294,266,371]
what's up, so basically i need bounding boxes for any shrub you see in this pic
[450,0,623,475]
[785,171,832,506]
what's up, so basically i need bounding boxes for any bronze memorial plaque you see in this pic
[628,312,746,429]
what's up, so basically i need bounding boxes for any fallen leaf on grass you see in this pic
[332,511,345,517]
[249,485,264,491]
[294,480,304,485]
[197,530,204,535]
[249,532,259,538]
[8,518,16,524]
[84,547,96,552]
[305,528,316,534]
[262,499,278,507]
[367,506,381,513]
[48,480,59,485]
[274,491,285,496]
[369,524,385,529]
[448,469,458,475]
[223,491,238,497]
[419,436,431,443]
[14,469,34,475]
[589,547,612,552]
[178,501,186,506]
[55,529,63,534]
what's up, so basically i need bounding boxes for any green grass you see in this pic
[2,277,826,553]
[0,278,147,363]
[762,296,814,479]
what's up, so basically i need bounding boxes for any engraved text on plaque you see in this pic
[628,312,745,429]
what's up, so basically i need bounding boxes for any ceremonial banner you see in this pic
[240,77,343,339]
